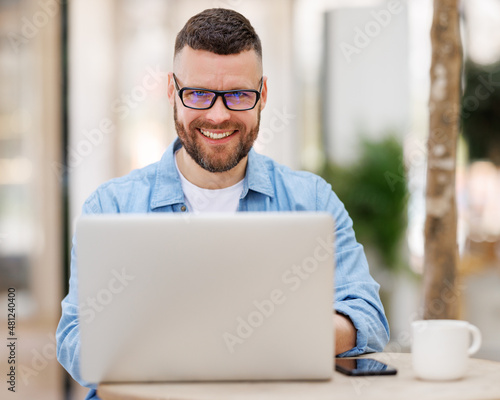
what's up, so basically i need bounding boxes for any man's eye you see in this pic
[184,90,214,104]
[186,90,210,98]
[226,91,249,99]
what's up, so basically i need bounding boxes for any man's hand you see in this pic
[334,312,356,355]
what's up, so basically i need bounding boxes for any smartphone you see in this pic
[335,358,397,376]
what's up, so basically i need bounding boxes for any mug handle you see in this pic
[467,324,482,356]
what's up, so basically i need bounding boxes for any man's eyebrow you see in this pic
[188,82,260,91]
[176,76,259,91]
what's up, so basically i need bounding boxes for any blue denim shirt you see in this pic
[56,139,389,400]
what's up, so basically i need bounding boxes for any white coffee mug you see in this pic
[411,319,482,381]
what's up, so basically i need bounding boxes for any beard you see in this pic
[174,102,261,173]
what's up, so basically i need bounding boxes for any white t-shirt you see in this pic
[175,156,244,213]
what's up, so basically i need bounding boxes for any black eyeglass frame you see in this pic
[172,73,263,111]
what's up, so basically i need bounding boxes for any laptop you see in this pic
[77,212,335,383]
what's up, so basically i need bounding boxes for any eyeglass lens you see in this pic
[182,89,257,110]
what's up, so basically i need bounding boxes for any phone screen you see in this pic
[335,358,397,376]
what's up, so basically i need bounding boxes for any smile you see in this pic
[200,129,236,140]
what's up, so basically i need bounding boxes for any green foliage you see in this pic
[461,60,500,165]
[320,136,408,272]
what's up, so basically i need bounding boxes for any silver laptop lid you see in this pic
[77,212,334,383]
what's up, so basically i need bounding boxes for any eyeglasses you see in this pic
[172,73,263,111]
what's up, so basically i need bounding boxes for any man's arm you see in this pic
[317,177,390,356]
[334,312,357,355]
[56,195,103,390]
[56,235,97,390]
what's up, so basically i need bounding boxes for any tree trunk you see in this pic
[423,0,462,319]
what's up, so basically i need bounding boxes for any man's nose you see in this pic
[205,96,231,123]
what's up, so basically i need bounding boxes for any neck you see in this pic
[176,148,247,189]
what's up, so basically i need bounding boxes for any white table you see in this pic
[98,352,500,400]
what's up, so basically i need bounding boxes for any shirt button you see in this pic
[180,205,187,212]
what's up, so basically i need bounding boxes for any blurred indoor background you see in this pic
[1,0,500,398]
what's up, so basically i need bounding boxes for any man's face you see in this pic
[168,47,267,173]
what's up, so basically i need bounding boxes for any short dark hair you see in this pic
[174,8,262,60]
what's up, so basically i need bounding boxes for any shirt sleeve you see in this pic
[56,193,101,391]
[316,178,390,356]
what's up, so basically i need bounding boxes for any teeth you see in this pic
[200,129,234,140]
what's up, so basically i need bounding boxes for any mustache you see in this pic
[189,118,245,132]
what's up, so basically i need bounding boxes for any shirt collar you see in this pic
[150,138,274,210]
[242,147,275,199]
[150,139,184,209]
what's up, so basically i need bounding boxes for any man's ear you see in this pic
[167,72,176,106]
[259,76,268,111]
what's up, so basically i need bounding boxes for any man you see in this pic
[57,8,389,400]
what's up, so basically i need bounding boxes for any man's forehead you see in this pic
[174,46,262,77]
